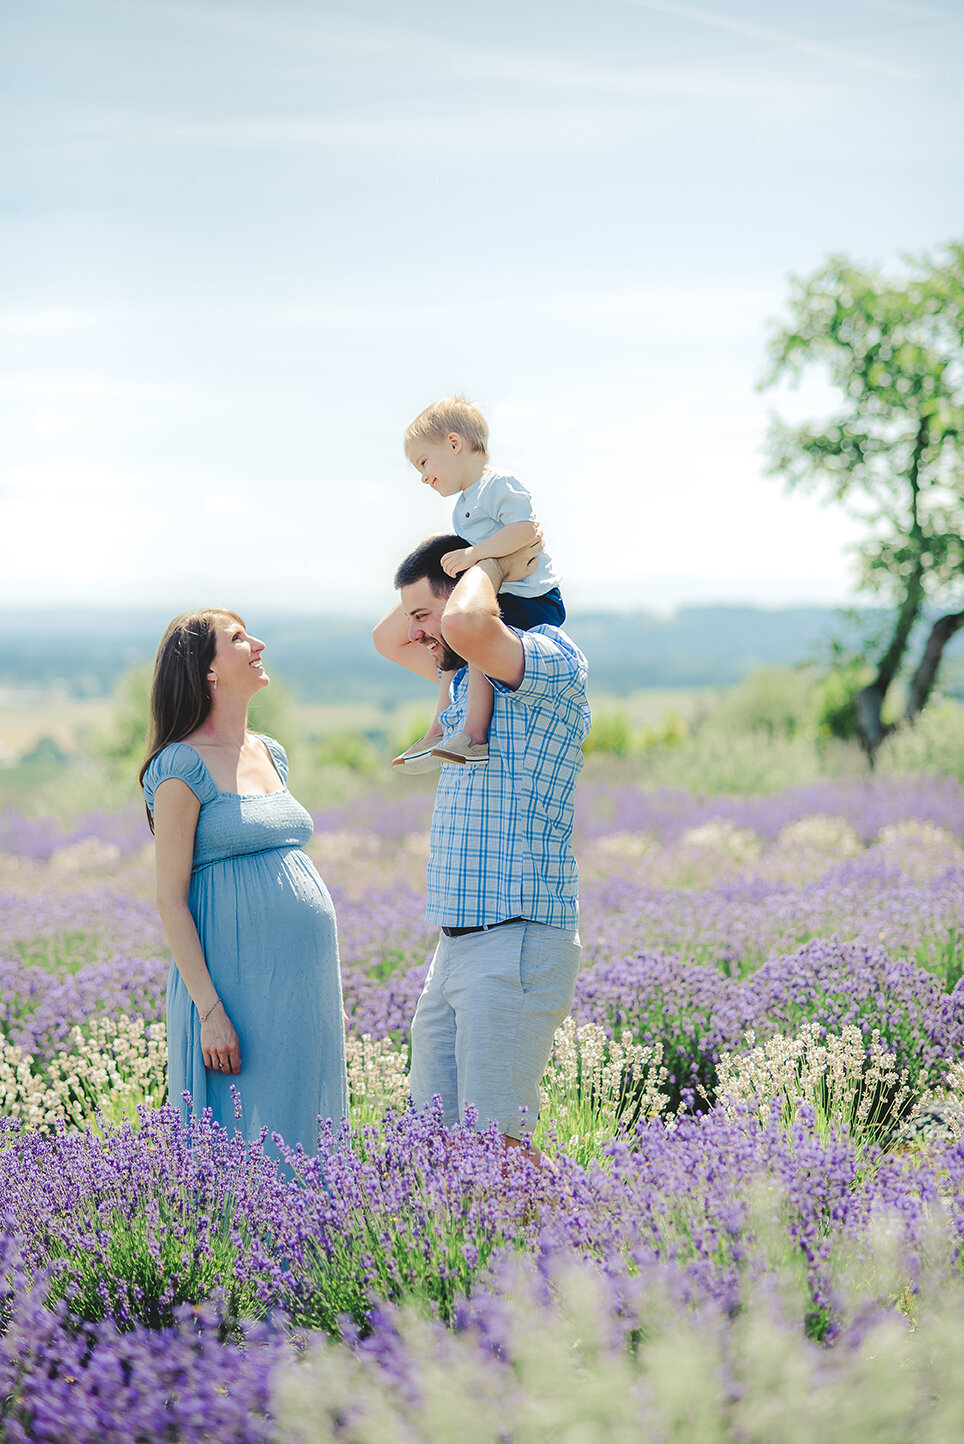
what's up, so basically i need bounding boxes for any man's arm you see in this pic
[440,535,543,688]
[372,602,441,683]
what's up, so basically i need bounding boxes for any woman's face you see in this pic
[210,616,269,697]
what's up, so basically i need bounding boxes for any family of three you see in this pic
[140,397,590,1163]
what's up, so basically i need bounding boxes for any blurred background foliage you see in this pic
[2,658,963,823]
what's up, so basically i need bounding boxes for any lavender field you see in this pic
[2,771,964,1440]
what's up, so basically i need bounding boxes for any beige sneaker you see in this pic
[431,732,489,765]
[392,734,442,773]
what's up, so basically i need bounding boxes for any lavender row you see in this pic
[4,930,960,1118]
[3,1102,964,1438]
[7,1101,910,1335]
[3,774,963,864]
[573,773,964,843]
[572,937,964,1110]
[9,935,952,1125]
[341,936,964,1112]
[3,880,961,1108]
[310,773,964,846]
[5,852,960,998]
[0,805,148,862]
[579,855,964,976]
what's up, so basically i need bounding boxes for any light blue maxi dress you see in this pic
[142,736,348,1156]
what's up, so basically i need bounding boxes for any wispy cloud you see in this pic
[136,102,664,158]
[41,54,841,160]
[98,0,397,55]
[456,50,829,100]
[618,0,920,79]
[844,0,962,22]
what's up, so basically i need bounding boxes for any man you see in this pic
[373,532,590,1157]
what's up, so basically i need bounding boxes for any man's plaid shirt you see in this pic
[426,626,590,930]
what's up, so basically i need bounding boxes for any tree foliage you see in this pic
[94,663,298,771]
[761,241,964,757]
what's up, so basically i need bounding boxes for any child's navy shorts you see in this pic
[498,586,566,631]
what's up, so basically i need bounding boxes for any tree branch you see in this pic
[905,608,964,722]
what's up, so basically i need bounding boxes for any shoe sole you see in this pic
[430,750,488,765]
[392,755,440,773]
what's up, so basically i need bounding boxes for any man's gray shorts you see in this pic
[409,920,581,1139]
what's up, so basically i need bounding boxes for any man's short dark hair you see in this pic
[394,534,471,596]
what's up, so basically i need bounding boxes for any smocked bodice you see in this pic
[142,738,314,869]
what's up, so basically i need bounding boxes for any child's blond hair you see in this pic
[404,396,489,457]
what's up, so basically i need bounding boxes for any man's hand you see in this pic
[441,546,478,578]
[486,525,544,587]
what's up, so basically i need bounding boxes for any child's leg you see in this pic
[463,665,494,747]
[430,666,491,765]
[428,670,455,738]
[392,670,455,771]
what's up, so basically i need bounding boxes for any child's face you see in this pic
[406,433,471,498]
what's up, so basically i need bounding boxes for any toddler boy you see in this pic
[393,395,564,770]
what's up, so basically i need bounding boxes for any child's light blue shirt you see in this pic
[452,467,560,598]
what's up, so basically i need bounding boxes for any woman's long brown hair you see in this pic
[138,609,243,832]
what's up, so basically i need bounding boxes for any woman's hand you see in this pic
[201,1005,241,1074]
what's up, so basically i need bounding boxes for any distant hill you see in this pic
[1,606,961,702]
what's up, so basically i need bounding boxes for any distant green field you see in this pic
[0,689,714,766]
[0,698,116,764]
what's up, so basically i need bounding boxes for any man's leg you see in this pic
[409,935,460,1125]
[446,921,581,1141]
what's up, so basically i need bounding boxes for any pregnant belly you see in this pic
[190,847,337,970]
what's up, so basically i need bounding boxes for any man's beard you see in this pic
[425,635,465,673]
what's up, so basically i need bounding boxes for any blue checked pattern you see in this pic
[425,626,590,929]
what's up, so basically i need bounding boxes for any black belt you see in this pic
[441,916,524,939]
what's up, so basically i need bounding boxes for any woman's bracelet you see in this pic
[200,997,223,1024]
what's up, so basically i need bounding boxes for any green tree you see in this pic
[96,664,298,772]
[761,241,964,759]
[93,664,152,770]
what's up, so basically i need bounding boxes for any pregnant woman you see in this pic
[139,609,348,1157]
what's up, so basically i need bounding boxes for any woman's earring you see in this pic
[210,676,218,691]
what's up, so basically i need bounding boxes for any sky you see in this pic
[2,0,962,618]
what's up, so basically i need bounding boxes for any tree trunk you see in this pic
[855,682,892,760]
[856,417,929,761]
[905,608,964,722]
[856,569,925,760]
